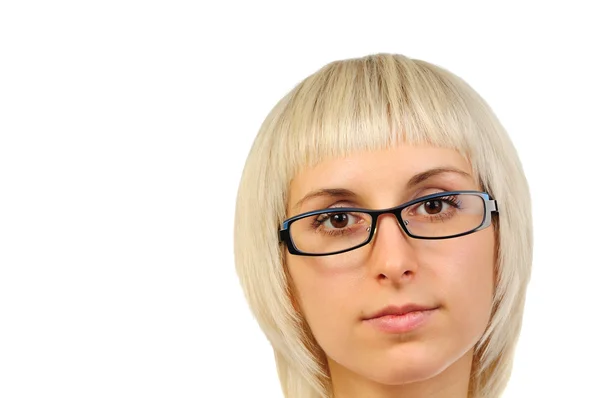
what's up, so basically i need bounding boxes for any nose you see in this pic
[368,213,418,285]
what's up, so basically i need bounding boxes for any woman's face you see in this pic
[285,145,495,390]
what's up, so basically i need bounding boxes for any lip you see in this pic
[363,304,438,334]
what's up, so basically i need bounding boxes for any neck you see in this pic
[328,349,474,398]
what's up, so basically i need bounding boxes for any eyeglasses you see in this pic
[279,191,498,256]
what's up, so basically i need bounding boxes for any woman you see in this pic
[234,53,533,398]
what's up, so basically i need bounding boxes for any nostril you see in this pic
[377,269,414,282]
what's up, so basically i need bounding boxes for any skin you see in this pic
[285,145,495,398]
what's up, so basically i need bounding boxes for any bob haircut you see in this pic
[234,53,533,398]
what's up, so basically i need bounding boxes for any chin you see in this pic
[369,357,448,385]
[354,341,464,386]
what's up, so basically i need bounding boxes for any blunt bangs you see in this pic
[271,54,489,196]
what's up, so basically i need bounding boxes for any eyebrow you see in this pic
[291,167,473,212]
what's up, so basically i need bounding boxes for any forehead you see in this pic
[287,145,476,213]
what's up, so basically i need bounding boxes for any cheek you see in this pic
[286,254,364,342]
[434,230,495,338]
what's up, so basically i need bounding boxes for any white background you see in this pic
[1,1,599,397]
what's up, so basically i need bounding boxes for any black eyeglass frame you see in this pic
[279,190,498,256]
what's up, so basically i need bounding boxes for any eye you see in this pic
[324,213,358,229]
[417,199,446,215]
[408,195,462,217]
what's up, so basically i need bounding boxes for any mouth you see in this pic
[363,304,439,334]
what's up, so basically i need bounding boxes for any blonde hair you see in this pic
[234,53,533,398]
